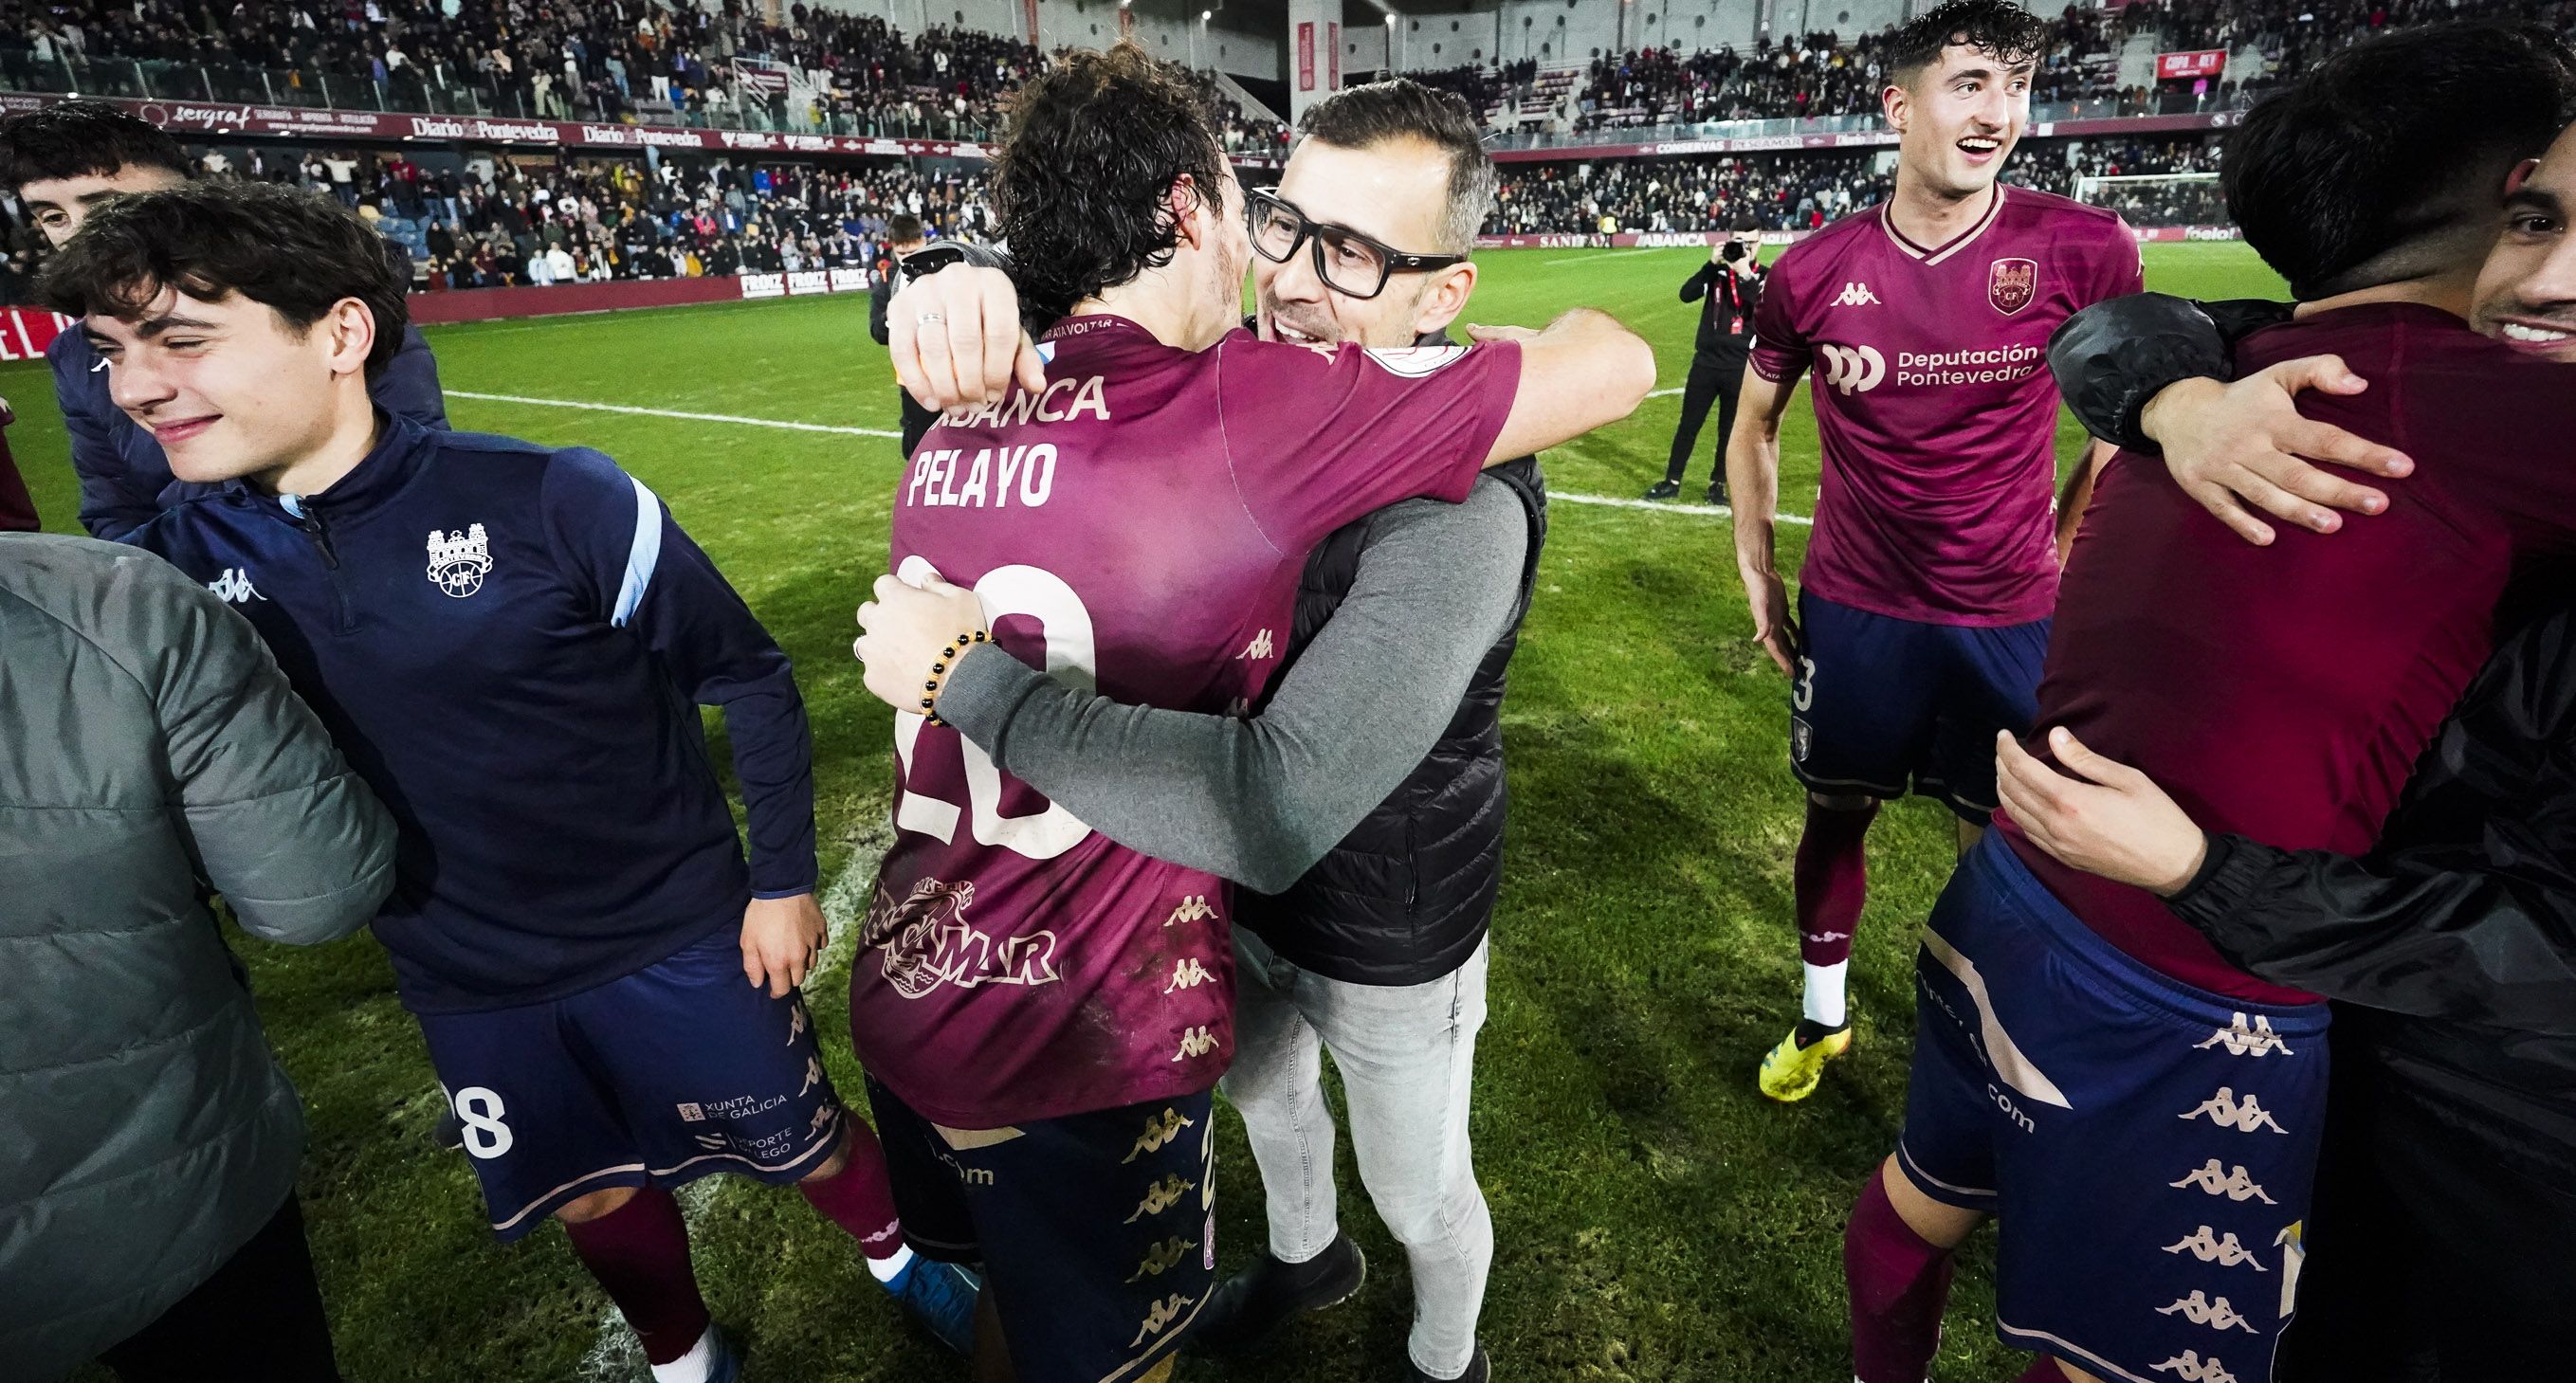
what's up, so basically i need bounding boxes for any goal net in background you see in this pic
[2075,173,2227,229]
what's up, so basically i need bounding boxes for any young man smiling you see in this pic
[862,79,1537,1383]
[46,180,977,1383]
[1725,0,2141,1105]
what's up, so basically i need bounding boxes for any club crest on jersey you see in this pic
[427,523,492,597]
[1988,257,2038,316]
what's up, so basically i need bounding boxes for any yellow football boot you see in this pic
[1758,1022,1854,1102]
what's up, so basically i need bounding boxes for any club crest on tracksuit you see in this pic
[427,523,493,597]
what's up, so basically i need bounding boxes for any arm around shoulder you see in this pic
[145,561,396,944]
[1483,308,1656,464]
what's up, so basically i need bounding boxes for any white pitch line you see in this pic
[445,390,1817,524]
[448,390,904,438]
[1543,247,1664,266]
[1647,386,1685,398]
[1554,493,1812,524]
[576,824,893,1382]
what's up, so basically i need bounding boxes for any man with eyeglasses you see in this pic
[868,77,1585,1383]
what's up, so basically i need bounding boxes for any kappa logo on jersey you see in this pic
[2163,1226,2268,1270]
[1124,1173,1195,1223]
[787,998,809,1045]
[1129,1292,1197,1348]
[797,1055,824,1097]
[1833,281,1881,307]
[2196,1012,2295,1057]
[2157,1290,2257,1334]
[2151,1351,2240,1383]
[1171,1026,1220,1062]
[426,523,493,597]
[809,1101,839,1136]
[2169,1159,2277,1204]
[1124,1235,1199,1283]
[863,877,1062,1000]
[1165,896,1219,927]
[2180,1085,2290,1135]
[1122,1106,1197,1164]
[1817,343,1887,395]
[1988,257,2038,316]
[1237,628,1275,661]
[205,568,266,604]
[1163,956,1217,993]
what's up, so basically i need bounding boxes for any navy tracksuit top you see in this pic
[133,412,817,1013]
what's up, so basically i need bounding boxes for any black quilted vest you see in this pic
[1236,454,1547,986]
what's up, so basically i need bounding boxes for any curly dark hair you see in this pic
[38,181,411,380]
[1885,0,2052,84]
[0,100,191,194]
[991,42,1227,322]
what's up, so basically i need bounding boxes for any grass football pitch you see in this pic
[11,240,2289,1383]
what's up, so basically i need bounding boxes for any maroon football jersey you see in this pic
[1751,184,2144,626]
[856,316,1521,1128]
[1999,303,2576,1003]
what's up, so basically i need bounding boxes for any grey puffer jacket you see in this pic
[0,535,395,1380]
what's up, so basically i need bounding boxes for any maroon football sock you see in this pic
[798,1120,906,1260]
[560,1187,710,1366]
[1846,1171,1955,1383]
[1796,798,1879,972]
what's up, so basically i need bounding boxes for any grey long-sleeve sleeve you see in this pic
[936,476,1533,894]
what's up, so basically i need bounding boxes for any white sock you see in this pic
[867,1242,915,1284]
[1802,960,1850,1030]
[648,1326,716,1383]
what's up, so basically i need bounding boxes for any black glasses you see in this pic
[1244,189,1468,300]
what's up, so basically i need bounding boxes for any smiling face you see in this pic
[2471,124,2576,361]
[1887,43,2034,202]
[1253,136,1476,350]
[83,284,374,487]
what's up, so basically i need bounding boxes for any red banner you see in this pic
[1298,22,1315,92]
[2155,49,2227,81]
[0,307,74,360]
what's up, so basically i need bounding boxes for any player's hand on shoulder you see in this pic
[740,892,827,998]
[1994,727,2206,897]
[2139,355,2414,546]
[853,571,989,716]
[1464,322,1541,344]
[888,264,1045,413]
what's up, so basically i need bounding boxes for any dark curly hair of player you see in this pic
[990,41,1227,323]
[0,99,191,195]
[2225,21,2576,300]
[39,180,411,380]
[1883,0,2052,84]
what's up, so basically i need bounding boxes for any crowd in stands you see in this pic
[1484,135,2220,236]
[0,0,1292,147]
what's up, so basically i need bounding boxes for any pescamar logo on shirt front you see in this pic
[427,523,493,598]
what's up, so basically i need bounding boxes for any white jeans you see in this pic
[1222,930,1492,1379]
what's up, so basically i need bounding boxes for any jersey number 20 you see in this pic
[889,557,1096,862]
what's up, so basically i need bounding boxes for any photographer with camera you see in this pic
[1648,219,1765,504]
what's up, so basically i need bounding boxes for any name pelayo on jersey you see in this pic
[856,314,1521,1130]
